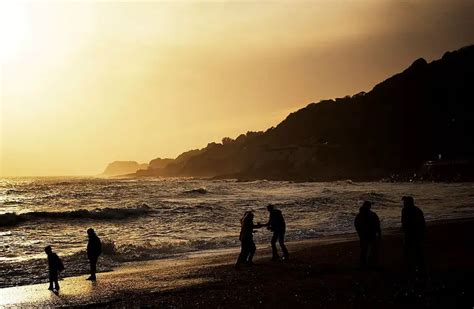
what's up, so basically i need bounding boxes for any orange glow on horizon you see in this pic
[1,0,473,176]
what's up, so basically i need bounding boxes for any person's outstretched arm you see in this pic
[254,222,264,229]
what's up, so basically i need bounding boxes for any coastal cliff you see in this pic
[102,161,148,176]
[109,45,474,181]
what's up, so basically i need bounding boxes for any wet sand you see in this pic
[1,219,473,308]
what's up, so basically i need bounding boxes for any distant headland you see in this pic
[102,161,148,176]
[103,45,474,182]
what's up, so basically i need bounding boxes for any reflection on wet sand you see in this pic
[0,253,218,307]
[0,276,104,306]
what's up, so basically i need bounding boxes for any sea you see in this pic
[1,177,473,287]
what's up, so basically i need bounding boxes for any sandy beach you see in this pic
[0,218,473,308]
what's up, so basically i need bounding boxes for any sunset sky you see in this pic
[1,0,473,176]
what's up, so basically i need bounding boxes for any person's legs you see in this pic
[88,257,97,280]
[366,241,376,269]
[236,239,250,267]
[49,272,58,290]
[414,242,425,274]
[247,240,256,264]
[54,278,60,290]
[271,232,279,260]
[368,240,379,269]
[278,230,289,260]
[48,274,54,290]
[235,241,247,267]
[360,239,369,268]
[404,238,417,272]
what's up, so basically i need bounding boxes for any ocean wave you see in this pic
[0,204,152,227]
[0,249,117,288]
[2,200,25,205]
[82,226,353,264]
[40,191,95,199]
[5,189,23,195]
[359,192,392,203]
[334,179,355,185]
[0,236,239,288]
[182,188,208,194]
[101,237,238,262]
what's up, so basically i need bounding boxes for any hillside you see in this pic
[130,45,474,181]
[102,161,148,176]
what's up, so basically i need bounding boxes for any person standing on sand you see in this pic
[235,211,262,268]
[44,245,64,291]
[354,201,381,269]
[401,196,426,273]
[265,205,289,261]
[86,228,102,281]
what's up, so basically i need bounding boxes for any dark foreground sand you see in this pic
[1,219,473,308]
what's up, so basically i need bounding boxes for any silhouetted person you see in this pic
[265,205,289,261]
[44,245,64,291]
[86,228,102,281]
[235,211,262,268]
[354,201,381,269]
[401,196,425,273]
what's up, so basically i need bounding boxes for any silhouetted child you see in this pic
[401,196,425,273]
[265,205,289,261]
[44,246,64,291]
[235,211,262,268]
[86,228,102,281]
[354,201,381,269]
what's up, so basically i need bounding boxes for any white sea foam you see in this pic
[0,177,473,287]
[0,204,152,227]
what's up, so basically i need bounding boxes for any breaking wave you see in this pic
[5,189,23,195]
[0,237,238,288]
[99,237,238,262]
[0,204,152,227]
[182,188,208,195]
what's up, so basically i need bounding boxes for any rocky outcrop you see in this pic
[133,45,474,181]
[149,158,174,169]
[102,161,148,176]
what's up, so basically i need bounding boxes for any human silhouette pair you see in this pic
[45,228,102,291]
[354,196,425,272]
[235,205,289,268]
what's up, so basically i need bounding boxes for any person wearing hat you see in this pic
[354,201,381,269]
[401,196,425,273]
[86,228,102,281]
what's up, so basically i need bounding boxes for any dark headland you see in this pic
[102,161,148,176]
[103,45,474,182]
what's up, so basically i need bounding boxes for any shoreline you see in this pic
[3,215,473,289]
[1,218,473,308]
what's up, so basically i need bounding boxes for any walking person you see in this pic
[401,196,426,273]
[354,201,381,269]
[235,211,262,268]
[44,245,64,292]
[265,205,289,261]
[86,228,102,281]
